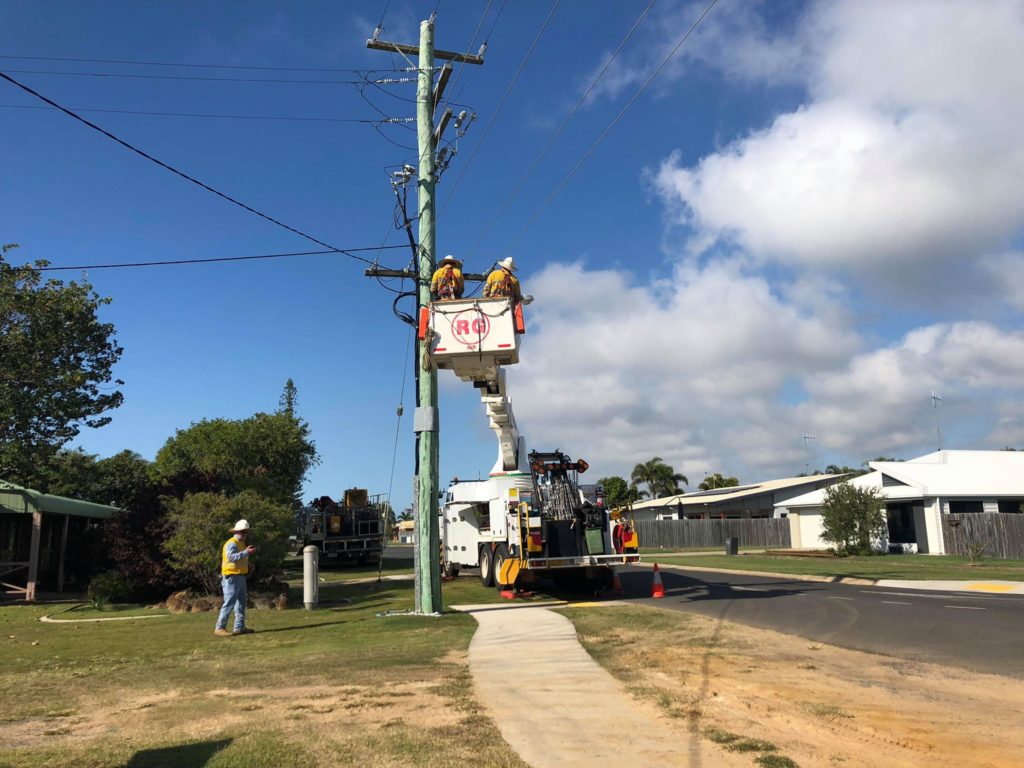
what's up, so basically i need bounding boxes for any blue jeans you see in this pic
[216,575,247,631]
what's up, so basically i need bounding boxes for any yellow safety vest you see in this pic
[484,269,521,301]
[221,536,249,576]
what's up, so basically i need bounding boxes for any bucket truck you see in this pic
[422,296,639,593]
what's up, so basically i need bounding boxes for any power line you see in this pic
[0,67,381,85]
[502,0,720,255]
[439,0,561,214]
[0,54,401,74]
[0,70,371,262]
[0,103,412,124]
[33,246,409,272]
[448,0,508,106]
[441,0,493,102]
[463,0,656,264]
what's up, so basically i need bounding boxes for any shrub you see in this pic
[87,570,134,604]
[164,490,292,594]
[820,483,887,556]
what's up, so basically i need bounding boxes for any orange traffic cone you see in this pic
[651,563,665,599]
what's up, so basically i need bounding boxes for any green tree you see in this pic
[0,244,124,483]
[279,378,298,418]
[820,483,887,556]
[34,447,102,498]
[825,464,866,477]
[154,411,318,507]
[630,457,688,500]
[698,473,740,491]
[164,491,292,594]
[598,475,640,508]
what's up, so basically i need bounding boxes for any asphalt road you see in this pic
[617,565,1024,678]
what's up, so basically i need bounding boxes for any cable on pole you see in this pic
[0,68,379,85]
[502,0,720,255]
[439,0,561,214]
[31,245,409,272]
[0,70,372,262]
[462,0,657,265]
[0,54,404,74]
[0,103,413,124]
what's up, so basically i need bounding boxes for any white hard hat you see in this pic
[499,256,516,272]
[439,254,461,266]
[232,519,250,532]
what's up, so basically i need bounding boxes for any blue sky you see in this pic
[3,1,1024,510]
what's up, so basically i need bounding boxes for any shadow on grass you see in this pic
[124,738,231,767]
[251,620,350,634]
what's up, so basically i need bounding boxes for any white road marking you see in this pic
[733,586,767,592]
[826,596,854,601]
[882,600,912,605]
[945,605,985,610]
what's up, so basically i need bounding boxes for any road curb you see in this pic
[628,560,877,586]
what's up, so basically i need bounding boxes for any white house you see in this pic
[778,450,1024,554]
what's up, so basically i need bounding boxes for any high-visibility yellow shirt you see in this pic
[483,269,521,301]
[221,536,250,576]
[431,265,464,299]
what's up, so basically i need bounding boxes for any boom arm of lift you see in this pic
[478,368,528,475]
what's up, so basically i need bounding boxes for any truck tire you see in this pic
[492,544,509,591]
[479,545,495,587]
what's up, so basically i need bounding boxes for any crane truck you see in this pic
[294,489,385,566]
[423,296,639,593]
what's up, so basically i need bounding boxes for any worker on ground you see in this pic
[483,256,522,302]
[214,519,256,637]
[431,255,464,300]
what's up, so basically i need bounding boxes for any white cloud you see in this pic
[510,259,857,481]
[799,321,1024,452]
[654,0,1024,285]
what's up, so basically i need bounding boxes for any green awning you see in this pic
[0,480,119,519]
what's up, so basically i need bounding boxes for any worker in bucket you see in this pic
[214,519,256,637]
[483,256,522,302]
[431,255,464,300]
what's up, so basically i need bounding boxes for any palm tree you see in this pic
[698,473,740,491]
[630,457,688,500]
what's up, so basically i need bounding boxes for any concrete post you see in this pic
[303,545,319,610]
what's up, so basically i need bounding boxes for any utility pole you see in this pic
[413,19,441,615]
[366,16,483,616]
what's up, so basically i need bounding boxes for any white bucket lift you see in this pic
[419,296,527,474]
[422,297,524,383]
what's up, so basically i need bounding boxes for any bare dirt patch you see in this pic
[565,605,1024,768]
[0,680,464,752]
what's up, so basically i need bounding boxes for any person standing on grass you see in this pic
[214,520,256,637]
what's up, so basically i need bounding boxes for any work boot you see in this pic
[232,627,254,635]
[213,628,232,637]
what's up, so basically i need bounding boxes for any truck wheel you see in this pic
[492,544,509,590]
[479,546,495,587]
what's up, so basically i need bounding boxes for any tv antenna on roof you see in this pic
[930,390,943,451]
[802,433,817,474]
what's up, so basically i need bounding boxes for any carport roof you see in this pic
[630,474,845,510]
[0,480,119,519]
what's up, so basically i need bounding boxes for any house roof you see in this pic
[0,480,120,519]
[396,519,415,531]
[630,474,845,510]
[779,450,1024,508]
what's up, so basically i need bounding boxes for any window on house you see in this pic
[948,500,984,514]
[997,499,1024,514]
[887,504,916,544]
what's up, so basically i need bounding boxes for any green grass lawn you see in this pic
[0,574,526,768]
[647,553,1024,581]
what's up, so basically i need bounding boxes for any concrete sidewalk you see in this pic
[452,602,747,768]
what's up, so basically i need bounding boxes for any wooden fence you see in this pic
[634,518,791,551]
[942,513,1024,560]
